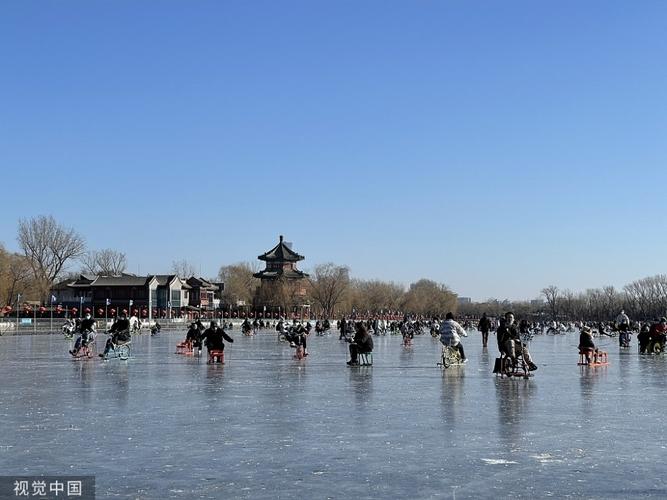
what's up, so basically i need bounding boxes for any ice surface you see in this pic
[1,330,665,499]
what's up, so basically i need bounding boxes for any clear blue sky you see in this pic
[1,1,666,301]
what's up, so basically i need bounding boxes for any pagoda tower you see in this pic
[253,235,309,316]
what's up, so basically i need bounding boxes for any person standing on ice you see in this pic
[477,313,491,348]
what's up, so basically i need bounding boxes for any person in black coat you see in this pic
[99,313,131,357]
[200,321,234,353]
[347,322,374,365]
[496,312,537,371]
[578,326,597,363]
[477,313,491,347]
[70,313,97,356]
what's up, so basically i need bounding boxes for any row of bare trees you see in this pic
[537,283,667,321]
[0,215,130,306]
[6,215,667,321]
[215,261,457,318]
[459,280,667,322]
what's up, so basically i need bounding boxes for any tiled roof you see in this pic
[187,277,219,290]
[90,276,151,287]
[258,235,304,262]
[253,269,309,280]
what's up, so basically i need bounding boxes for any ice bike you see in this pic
[70,338,97,359]
[102,339,132,360]
[437,345,464,368]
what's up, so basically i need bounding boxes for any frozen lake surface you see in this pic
[1,329,665,499]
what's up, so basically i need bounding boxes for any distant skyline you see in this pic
[2,1,667,301]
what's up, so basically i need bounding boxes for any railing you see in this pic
[0,318,188,335]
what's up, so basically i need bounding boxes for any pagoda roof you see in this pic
[253,268,309,280]
[258,235,304,262]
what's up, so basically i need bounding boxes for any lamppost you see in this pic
[15,293,21,332]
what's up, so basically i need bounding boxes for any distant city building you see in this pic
[457,297,472,304]
[531,299,545,307]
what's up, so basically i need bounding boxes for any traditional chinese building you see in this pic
[52,273,192,319]
[187,276,222,312]
[253,235,310,317]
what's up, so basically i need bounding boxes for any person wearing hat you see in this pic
[578,326,597,364]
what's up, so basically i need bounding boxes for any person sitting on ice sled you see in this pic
[578,326,598,364]
[200,321,234,357]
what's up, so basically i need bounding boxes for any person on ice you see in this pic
[496,312,538,371]
[200,321,234,356]
[647,317,667,353]
[616,310,631,347]
[439,312,468,362]
[185,322,203,349]
[477,312,491,348]
[578,325,597,364]
[290,321,309,356]
[70,312,96,356]
[347,322,373,365]
[100,312,131,358]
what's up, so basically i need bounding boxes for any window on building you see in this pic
[171,289,181,307]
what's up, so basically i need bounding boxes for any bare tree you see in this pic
[602,285,621,318]
[171,259,197,278]
[541,285,560,320]
[308,263,350,319]
[79,252,99,275]
[624,275,667,320]
[80,249,127,275]
[17,215,85,300]
[561,289,575,318]
[217,262,259,305]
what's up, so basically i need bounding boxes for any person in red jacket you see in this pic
[648,317,667,351]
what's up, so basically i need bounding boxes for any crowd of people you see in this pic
[64,305,667,371]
